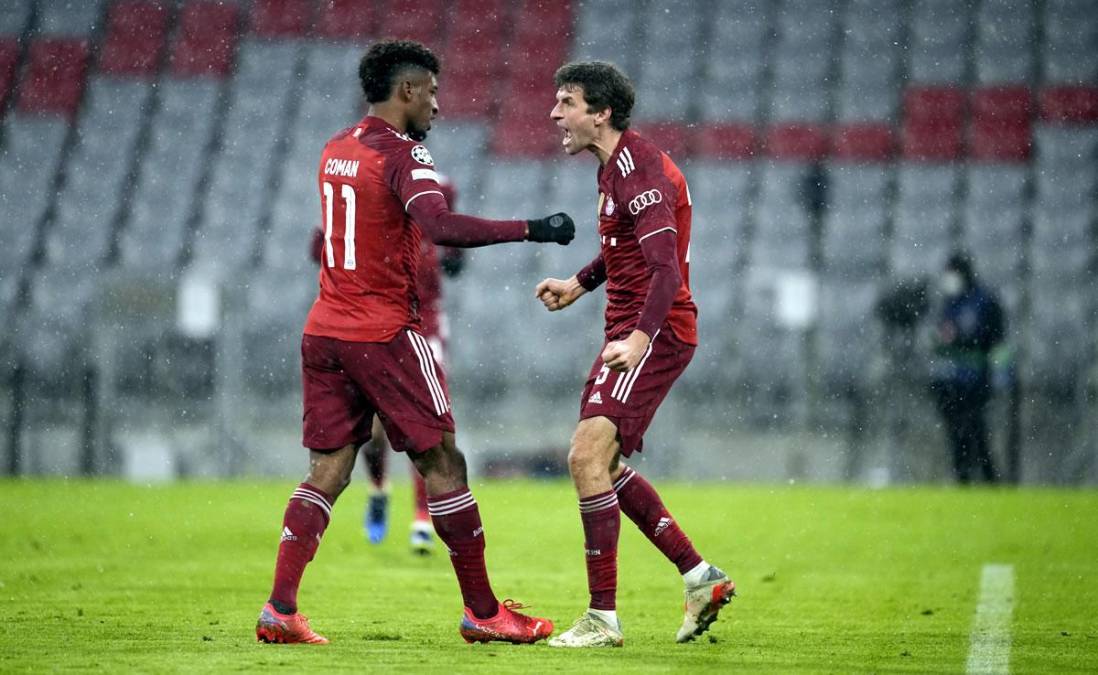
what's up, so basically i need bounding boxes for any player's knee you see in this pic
[412,438,467,485]
[567,438,603,481]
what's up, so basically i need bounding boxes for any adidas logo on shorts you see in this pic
[588,391,603,404]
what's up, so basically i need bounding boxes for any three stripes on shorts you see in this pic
[608,340,655,403]
[406,330,450,416]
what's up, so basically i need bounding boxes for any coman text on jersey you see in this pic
[324,158,359,178]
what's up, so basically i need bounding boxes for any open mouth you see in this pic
[561,128,573,146]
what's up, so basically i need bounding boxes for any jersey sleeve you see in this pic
[618,148,679,242]
[386,141,447,213]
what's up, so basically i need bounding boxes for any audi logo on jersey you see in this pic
[628,189,663,215]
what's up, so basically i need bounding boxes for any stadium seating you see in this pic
[1043,0,1098,84]
[901,87,967,161]
[169,1,239,77]
[973,0,1035,84]
[1,0,1097,453]
[909,0,972,84]
[97,0,168,77]
[314,0,377,40]
[16,39,90,117]
[0,0,33,37]
[969,87,1033,162]
[189,40,302,273]
[0,38,18,110]
[251,0,312,38]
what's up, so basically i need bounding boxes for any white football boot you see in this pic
[676,565,736,643]
[548,612,624,648]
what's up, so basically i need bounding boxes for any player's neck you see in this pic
[366,103,408,134]
[590,128,624,165]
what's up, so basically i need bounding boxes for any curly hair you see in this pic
[554,61,635,131]
[358,39,441,104]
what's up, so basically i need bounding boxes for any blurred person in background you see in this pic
[929,252,1006,484]
[310,177,465,554]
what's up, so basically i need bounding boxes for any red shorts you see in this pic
[579,329,695,457]
[301,330,455,453]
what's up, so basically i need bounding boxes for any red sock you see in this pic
[269,483,333,614]
[579,490,620,611]
[614,467,703,574]
[427,488,497,619]
[411,465,429,521]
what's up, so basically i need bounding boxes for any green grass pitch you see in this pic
[1,478,1096,673]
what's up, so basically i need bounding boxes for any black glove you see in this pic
[526,212,575,245]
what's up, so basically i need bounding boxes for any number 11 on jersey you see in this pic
[322,180,357,270]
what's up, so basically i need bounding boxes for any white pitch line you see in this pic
[966,564,1015,675]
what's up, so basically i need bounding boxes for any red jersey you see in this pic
[416,236,443,337]
[304,116,448,342]
[594,129,697,345]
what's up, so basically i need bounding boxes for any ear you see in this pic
[398,78,416,102]
[593,107,613,127]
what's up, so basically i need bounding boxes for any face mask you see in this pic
[940,270,964,296]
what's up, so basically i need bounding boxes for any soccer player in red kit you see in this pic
[535,62,735,647]
[256,40,573,645]
[308,177,463,553]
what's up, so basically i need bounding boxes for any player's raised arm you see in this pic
[404,190,574,247]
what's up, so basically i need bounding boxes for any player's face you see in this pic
[551,85,599,155]
[407,72,438,141]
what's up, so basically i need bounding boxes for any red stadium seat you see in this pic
[1039,86,1098,124]
[438,70,496,118]
[16,39,89,117]
[765,124,829,161]
[0,38,18,111]
[516,0,573,33]
[314,0,377,39]
[901,86,966,161]
[969,86,1032,162]
[98,0,168,77]
[491,112,558,158]
[634,122,689,158]
[831,123,895,162]
[252,0,311,38]
[169,1,239,78]
[690,123,757,160]
[382,0,445,45]
[450,0,509,37]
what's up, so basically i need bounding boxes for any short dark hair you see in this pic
[554,61,635,131]
[358,39,440,104]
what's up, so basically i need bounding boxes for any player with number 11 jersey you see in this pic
[257,39,574,648]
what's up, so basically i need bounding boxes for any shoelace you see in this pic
[500,599,529,611]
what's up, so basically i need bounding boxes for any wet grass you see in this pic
[1,478,1095,672]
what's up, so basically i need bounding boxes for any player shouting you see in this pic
[256,39,573,646]
[536,61,734,648]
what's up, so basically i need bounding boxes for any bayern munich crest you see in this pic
[604,196,615,216]
[411,145,434,166]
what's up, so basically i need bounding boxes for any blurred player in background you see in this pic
[536,61,734,647]
[310,178,465,554]
[257,39,574,646]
